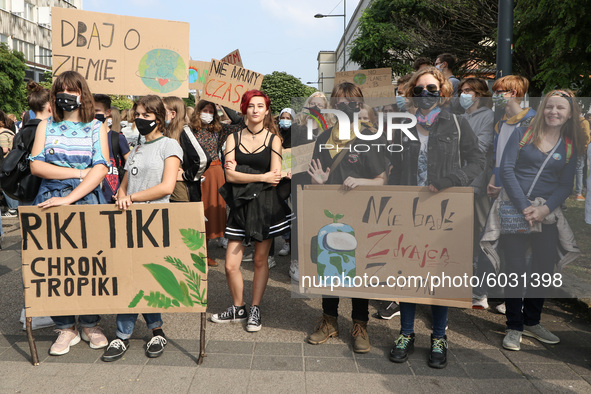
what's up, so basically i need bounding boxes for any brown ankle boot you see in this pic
[307,314,338,345]
[351,320,370,353]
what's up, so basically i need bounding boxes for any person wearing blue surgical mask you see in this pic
[278,108,295,149]
[457,78,495,310]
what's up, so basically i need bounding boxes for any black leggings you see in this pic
[322,296,369,322]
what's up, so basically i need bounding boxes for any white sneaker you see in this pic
[289,260,299,282]
[243,252,254,262]
[496,302,506,315]
[278,243,290,256]
[472,295,489,310]
[268,256,276,269]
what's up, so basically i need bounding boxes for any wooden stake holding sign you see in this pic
[21,203,208,365]
[296,185,473,308]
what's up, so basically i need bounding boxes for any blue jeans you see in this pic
[116,313,163,340]
[3,191,19,210]
[400,302,448,338]
[575,155,586,195]
[53,315,100,330]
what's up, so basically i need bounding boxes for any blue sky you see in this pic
[83,0,360,87]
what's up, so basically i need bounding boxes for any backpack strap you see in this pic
[519,127,534,149]
[110,131,121,168]
[452,114,461,166]
[519,127,573,163]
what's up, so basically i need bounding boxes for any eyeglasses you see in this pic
[413,84,439,96]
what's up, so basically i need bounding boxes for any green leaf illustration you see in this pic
[324,210,334,220]
[180,228,205,251]
[179,280,194,306]
[143,291,173,308]
[191,253,206,274]
[335,214,344,221]
[128,290,144,308]
[143,263,192,307]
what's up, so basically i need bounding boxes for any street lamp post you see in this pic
[314,0,346,71]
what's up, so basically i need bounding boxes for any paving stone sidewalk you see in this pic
[1,216,591,393]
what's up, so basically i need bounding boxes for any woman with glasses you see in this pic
[388,67,484,369]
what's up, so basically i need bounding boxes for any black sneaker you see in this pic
[246,305,262,332]
[428,334,448,369]
[211,304,247,323]
[375,302,401,320]
[389,333,415,363]
[146,335,167,358]
[101,338,129,362]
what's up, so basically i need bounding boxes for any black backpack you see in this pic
[0,120,42,202]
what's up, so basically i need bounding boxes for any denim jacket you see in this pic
[389,109,485,190]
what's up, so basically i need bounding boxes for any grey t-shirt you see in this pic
[125,136,183,203]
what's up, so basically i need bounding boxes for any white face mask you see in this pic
[200,113,214,124]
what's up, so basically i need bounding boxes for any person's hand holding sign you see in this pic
[308,159,330,185]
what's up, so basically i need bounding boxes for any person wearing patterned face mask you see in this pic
[30,71,110,357]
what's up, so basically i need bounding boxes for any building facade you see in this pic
[0,0,82,82]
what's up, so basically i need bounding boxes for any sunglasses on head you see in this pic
[413,84,439,96]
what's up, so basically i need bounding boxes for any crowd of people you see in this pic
[1,51,590,369]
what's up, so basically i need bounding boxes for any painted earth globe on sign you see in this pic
[353,73,367,85]
[138,49,186,94]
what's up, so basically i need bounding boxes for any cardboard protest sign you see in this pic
[202,58,264,112]
[335,68,392,89]
[21,203,207,317]
[189,60,211,92]
[51,7,190,96]
[221,49,243,67]
[290,142,315,175]
[297,186,472,308]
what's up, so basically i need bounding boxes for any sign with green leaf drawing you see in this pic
[20,203,207,317]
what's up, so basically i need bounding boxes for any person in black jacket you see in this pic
[388,67,484,369]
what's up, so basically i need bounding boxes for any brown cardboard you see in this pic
[202,59,264,112]
[189,60,211,93]
[335,68,393,89]
[21,203,207,317]
[296,185,472,308]
[221,49,243,67]
[51,7,190,96]
[290,142,315,175]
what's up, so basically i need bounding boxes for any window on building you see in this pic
[13,39,35,62]
[0,0,7,10]
[23,2,35,21]
[0,34,8,44]
[38,47,52,67]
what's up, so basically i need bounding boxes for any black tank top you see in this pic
[232,131,279,173]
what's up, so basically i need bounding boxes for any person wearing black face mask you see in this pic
[29,71,110,356]
[102,95,183,362]
[388,67,484,369]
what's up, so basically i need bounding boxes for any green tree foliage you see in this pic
[0,43,27,115]
[110,95,134,110]
[513,0,591,96]
[349,0,498,77]
[260,71,317,114]
[349,0,591,96]
[183,93,195,108]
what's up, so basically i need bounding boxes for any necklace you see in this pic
[246,126,265,140]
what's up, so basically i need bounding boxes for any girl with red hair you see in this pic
[211,90,291,332]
